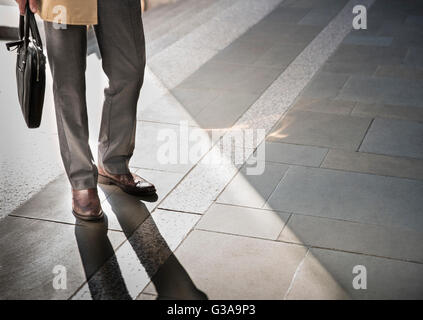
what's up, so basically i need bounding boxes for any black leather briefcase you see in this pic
[6,5,46,129]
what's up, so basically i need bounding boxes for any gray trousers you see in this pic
[44,0,146,190]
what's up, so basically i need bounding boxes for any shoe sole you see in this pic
[98,174,157,196]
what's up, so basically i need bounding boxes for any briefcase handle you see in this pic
[6,5,43,52]
[21,5,43,49]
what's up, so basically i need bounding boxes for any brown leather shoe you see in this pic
[98,166,156,196]
[72,188,104,221]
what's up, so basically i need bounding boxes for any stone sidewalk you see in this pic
[1,0,423,300]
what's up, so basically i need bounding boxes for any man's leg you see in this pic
[94,0,146,175]
[44,22,103,221]
[44,22,98,190]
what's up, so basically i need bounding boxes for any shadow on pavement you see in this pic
[75,186,207,300]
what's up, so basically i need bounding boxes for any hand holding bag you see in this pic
[5,5,46,128]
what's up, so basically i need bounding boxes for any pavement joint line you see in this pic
[136,292,157,300]
[320,159,423,181]
[207,202,419,233]
[290,243,423,266]
[136,118,200,128]
[154,207,203,216]
[275,212,294,240]
[8,214,78,227]
[194,228,307,248]
[8,213,127,233]
[283,248,310,300]
[356,117,375,152]
[130,165,188,174]
[318,148,331,168]
[348,100,359,116]
[259,165,292,209]
[281,209,422,233]
[276,159,423,182]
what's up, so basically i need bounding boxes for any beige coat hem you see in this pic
[37,0,98,26]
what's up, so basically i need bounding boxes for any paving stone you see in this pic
[149,44,217,89]
[197,203,290,240]
[321,62,378,76]
[136,293,157,300]
[240,22,297,41]
[359,118,423,159]
[254,43,306,69]
[0,216,125,299]
[375,20,423,48]
[261,141,327,166]
[292,97,356,115]
[279,214,423,263]
[131,121,211,173]
[145,0,215,42]
[213,38,275,65]
[328,44,407,65]
[374,65,423,81]
[322,149,423,180]
[171,87,221,116]
[182,0,283,52]
[404,15,423,27]
[0,131,63,218]
[241,23,320,45]
[265,166,423,231]
[338,76,423,108]
[342,35,393,47]
[217,162,289,208]
[267,111,372,150]
[286,248,423,299]
[277,25,321,44]
[263,6,311,24]
[193,91,259,129]
[298,8,339,26]
[301,73,350,99]
[285,249,350,300]
[405,47,423,67]
[391,30,423,49]
[138,67,169,110]
[179,61,281,95]
[144,230,307,299]
[351,102,423,122]
[138,92,198,126]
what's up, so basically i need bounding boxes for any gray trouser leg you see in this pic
[44,0,145,189]
[44,22,98,190]
[95,0,146,175]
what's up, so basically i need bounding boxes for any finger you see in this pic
[29,0,37,13]
[18,0,26,15]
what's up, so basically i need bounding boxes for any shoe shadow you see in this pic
[75,185,207,300]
